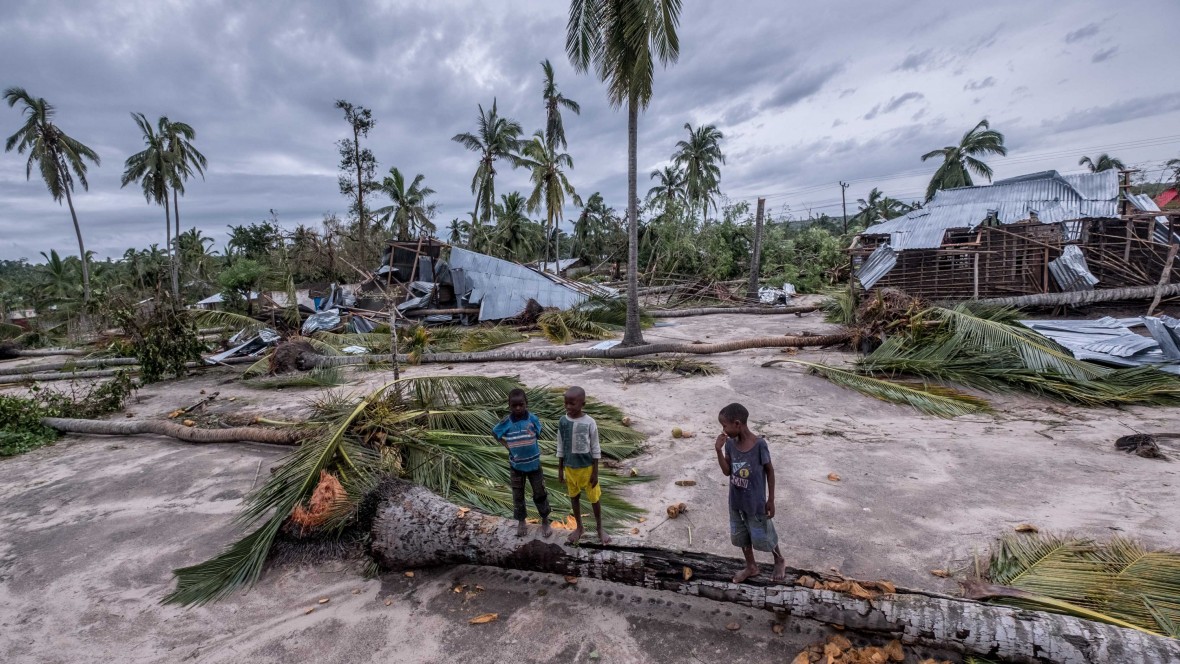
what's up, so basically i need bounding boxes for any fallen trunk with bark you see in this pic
[974,283,1180,308]
[0,356,139,376]
[369,480,1179,664]
[8,348,87,357]
[649,305,819,318]
[0,356,258,384]
[301,333,851,369]
[41,417,304,445]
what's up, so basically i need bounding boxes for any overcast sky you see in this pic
[2,0,1178,262]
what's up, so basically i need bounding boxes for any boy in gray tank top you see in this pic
[714,402,787,583]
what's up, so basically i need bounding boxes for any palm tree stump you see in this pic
[370,480,1179,664]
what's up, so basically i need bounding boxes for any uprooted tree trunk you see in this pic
[649,305,819,318]
[0,356,257,384]
[3,347,87,358]
[370,480,1179,664]
[974,283,1180,309]
[300,333,852,369]
[41,417,305,445]
[0,357,139,376]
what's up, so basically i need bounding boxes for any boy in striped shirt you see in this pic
[493,388,553,538]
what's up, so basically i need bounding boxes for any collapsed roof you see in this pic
[860,170,1120,250]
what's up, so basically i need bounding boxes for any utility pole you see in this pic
[747,197,766,302]
[839,181,850,234]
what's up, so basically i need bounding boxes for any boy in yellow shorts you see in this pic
[556,386,611,545]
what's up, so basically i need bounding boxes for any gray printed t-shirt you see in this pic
[556,414,600,469]
[725,437,771,516]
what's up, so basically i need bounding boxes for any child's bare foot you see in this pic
[516,521,528,537]
[540,521,553,538]
[733,565,760,583]
[566,527,584,545]
[598,530,612,545]
[772,558,787,583]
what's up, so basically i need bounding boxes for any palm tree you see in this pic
[541,59,581,150]
[375,168,438,240]
[4,87,100,303]
[493,192,543,261]
[672,123,725,226]
[921,119,1008,201]
[452,99,524,225]
[446,218,465,246]
[160,118,207,296]
[1078,154,1126,173]
[573,192,619,264]
[849,188,914,228]
[176,227,217,287]
[646,165,685,212]
[567,0,683,346]
[122,113,178,295]
[520,132,582,268]
[35,249,81,313]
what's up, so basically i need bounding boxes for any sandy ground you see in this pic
[3,304,1179,662]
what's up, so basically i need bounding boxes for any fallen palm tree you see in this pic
[297,333,852,369]
[366,480,1178,664]
[770,293,1180,416]
[163,375,648,607]
[0,356,258,385]
[41,417,303,445]
[0,356,140,376]
[648,305,819,318]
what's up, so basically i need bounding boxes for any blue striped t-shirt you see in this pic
[493,413,543,472]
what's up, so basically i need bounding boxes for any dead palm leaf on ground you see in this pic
[970,532,1180,637]
[763,359,992,418]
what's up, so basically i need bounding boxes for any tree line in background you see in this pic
[5,0,1180,344]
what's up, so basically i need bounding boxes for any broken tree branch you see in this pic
[370,480,1179,664]
[1147,243,1179,316]
[41,417,304,445]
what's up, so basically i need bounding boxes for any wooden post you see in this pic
[973,253,980,299]
[1147,242,1179,316]
[746,198,766,302]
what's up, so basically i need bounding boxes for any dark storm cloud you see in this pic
[863,92,924,120]
[2,0,1179,263]
[895,49,937,72]
[1039,92,1180,134]
[1091,46,1119,63]
[964,77,997,91]
[1065,23,1101,43]
[758,65,845,112]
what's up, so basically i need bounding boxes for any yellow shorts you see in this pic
[563,465,602,503]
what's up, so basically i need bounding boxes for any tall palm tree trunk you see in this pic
[60,172,90,303]
[622,95,645,346]
[173,189,182,299]
[164,190,176,297]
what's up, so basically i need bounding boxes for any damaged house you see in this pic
[851,169,1180,299]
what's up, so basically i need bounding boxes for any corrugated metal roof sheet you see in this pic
[1126,192,1176,244]
[856,244,897,289]
[1047,245,1098,292]
[1020,316,1180,373]
[861,170,1119,249]
[447,248,616,321]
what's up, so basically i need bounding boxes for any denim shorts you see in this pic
[730,509,778,552]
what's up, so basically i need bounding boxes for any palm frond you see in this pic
[188,309,269,336]
[459,326,528,352]
[240,352,273,378]
[165,377,402,605]
[931,306,1108,380]
[0,322,22,340]
[765,359,991,418]
[981,532,1180,636]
